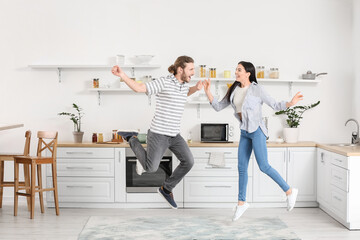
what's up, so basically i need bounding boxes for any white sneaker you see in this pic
[287,188,298,211]
[232,202,250,221]
[136,160,146,175]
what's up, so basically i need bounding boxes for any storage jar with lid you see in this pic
[256,66,265,79]
[269,68,279,79]
[92,133,97,143]
[209,68,217,78]
[199,65,207,77]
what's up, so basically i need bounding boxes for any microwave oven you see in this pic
[200,123,234,143]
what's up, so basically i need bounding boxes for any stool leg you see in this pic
[0,161,4,208]
[52,163,59,216]
[37,164,44,213]
[30,162,35,219]
[14,161,19,216]
[24,164,31,211]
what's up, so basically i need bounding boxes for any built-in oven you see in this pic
[126,148,172,193]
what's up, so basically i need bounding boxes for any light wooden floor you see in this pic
[1,203,360,240]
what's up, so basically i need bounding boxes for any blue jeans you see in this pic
[238,127,290,201]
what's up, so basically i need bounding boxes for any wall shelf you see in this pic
[89,88,133,105]
[29,64,161,83]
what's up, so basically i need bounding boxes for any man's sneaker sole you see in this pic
[157,188,177,209]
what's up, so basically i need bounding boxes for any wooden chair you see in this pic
[0,130,31,209]
[14,131,59,219]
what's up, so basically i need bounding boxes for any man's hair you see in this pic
[168,56,194,75]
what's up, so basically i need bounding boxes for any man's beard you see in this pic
[181,72,189,82]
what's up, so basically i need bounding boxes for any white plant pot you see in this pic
[283,128,299,143]
[73,131,84,143]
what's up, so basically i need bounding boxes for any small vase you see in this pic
[283,128,299,143]
[73,131,84,143]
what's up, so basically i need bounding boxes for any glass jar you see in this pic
[98,133,103,143]
[199,65,206,77]
[112,130,117,140]
[269,68,279,79]
[223,70,231,78]
[256,66,265,79]
[209,68,216,78]
[92,133,97,143]
[93,78,99,88]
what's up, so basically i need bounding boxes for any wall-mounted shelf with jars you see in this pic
[191,77,321,97]
[28,64,161,83]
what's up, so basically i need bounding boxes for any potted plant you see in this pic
[275,101,320,143]
[58,103,84,143]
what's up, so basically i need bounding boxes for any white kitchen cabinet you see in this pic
[253,147,317,204]
[46,147,121,206]
[316,148,360,230]
[253,148,287,202]
[317,149,331,207]
[287,147,317,201]
[184,147,250,207]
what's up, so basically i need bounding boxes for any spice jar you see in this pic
[112,130,117,140]
[223,70,231,78]
[209,68,217,78]
[269,68,279,79]
[93,78,99,88]
[92,133,97,143]
[199,65,206,77]
[98,133,103,142]
[256,66,265,79]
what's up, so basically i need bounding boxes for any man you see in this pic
[111,56,202,209]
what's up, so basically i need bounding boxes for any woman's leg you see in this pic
[237,130,253,204]
[252,128,290,192]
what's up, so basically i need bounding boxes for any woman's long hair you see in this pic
[222,61,258,102]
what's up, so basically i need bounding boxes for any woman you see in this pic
[203,61,303,221]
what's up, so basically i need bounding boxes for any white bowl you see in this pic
[134,55,154,64]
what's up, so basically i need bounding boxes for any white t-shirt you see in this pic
[233,85,250,113]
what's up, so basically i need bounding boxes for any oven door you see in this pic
[126,156,172,193]
[201,123,228,142]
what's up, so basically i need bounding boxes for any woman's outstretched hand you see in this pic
[202,79,211,92]
[288,91,304,107]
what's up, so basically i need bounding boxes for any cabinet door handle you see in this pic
[205,166,232,169]
[66,185,93,188]
[333,196,342,202]
[205,152,232,155]
[66,167,93,170]
[66,152,93,155]
[204,185,232,188]
[119,151,121,163]
[334,158,343,163]
[333,175,342,180]
[321,152,324,160]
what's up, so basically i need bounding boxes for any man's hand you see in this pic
[111,65,124,78]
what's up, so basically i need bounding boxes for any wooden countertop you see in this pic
[58,141,317,148]
[316,144,360,157]
[0,123,24,131]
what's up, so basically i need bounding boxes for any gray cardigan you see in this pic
[210,82,287,137]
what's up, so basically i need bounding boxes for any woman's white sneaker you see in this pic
[287,188,298,211]
[232,202,250,221]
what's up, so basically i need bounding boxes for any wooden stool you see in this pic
[14,131,59,219]
[0,130,31,209]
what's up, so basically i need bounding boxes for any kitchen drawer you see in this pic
[190,148,237,159]
[184,176,241,202]
[330,164,349,192]
[46,177,114,203]
[57,147,114,159]
[187,158,253,177]
[331,152,347,169]
[330,185,348,221]
[46,158,114,177]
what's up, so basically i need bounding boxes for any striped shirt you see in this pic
[145,75,189,137]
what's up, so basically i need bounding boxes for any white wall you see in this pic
[354,0,360,121]
[0,0,356,149]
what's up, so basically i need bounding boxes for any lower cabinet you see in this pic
[317,148,360,230]
[253,147,317,204]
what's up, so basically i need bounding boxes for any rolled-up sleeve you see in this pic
[259,85,287,111]
[210,97,230,112]
[145,77,166,95]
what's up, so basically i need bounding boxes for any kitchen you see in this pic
[1,0,360,239]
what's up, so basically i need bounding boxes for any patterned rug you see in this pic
[78,215,300,240]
